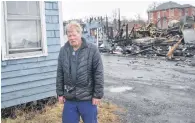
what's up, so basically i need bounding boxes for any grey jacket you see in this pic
[56,38,104,101]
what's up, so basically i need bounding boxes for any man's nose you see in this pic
[69,36,74,39]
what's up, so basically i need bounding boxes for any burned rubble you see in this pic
[100,16,195,60]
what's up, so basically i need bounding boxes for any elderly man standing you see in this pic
[56,21,104,123]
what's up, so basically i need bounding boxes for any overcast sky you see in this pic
[62,0,195,21]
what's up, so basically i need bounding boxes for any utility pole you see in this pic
[106,15,109,38]
[118,8,121,31]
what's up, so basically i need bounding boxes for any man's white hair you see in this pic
[66,21,83,35]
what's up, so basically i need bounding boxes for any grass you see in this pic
[1,101,124,123]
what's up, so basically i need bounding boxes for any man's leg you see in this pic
[78,101,97,123]
[62,101,80,123]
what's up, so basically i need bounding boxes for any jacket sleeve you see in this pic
[56,47,64,96]
[92,46,104,99]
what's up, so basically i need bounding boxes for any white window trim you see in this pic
[58,1,65,47]
[1,1,48,61]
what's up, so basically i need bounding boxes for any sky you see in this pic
[62,0,195,21]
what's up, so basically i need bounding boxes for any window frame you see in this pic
[185,8,189,16]
[1,1,47,61]
[162,10,166,17]
[169,9,174,17]
[157,11,160,19]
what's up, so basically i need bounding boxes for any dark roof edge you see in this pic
[148,6,195,13]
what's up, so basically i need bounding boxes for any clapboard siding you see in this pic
[47,38,61,45]
[2,71,57,87]
[1,1,61,108]
[48,44,61,53]
[1,60,57,72]
[1,65,57,79]
[2,52,59,66]
[2,78,56,94]
[1,90,56,108]
[2,83,56,101]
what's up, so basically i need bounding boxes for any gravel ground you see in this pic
[101,54,195,123]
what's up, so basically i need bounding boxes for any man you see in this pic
[56,21,104,123]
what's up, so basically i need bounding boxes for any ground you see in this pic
[1,100,123,123]
[2,54,195,123]
[102,54,195,123]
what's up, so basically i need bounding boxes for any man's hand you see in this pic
[92,98,101,105]
[58,96,65,104]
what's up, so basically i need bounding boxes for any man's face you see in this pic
[67,28,81,47]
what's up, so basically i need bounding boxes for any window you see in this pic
[162,19,168,29]
[157,11,160,19]
[169,9,174,17]
[157,21,161,28]
[149,12,153,19]
[1,1,47,60]
[81,24,88,34]
[148,12,153,23]
[192,8,195,15]
[149,12,153,22]
[162,11,166,17]
[185,9,188,16]
[179,9,182,16]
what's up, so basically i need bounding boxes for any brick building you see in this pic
[148,1,195,29]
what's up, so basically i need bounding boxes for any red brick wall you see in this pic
[183,7,194,16]
[150,7,195,28]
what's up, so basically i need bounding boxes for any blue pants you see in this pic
[62,100,97,123]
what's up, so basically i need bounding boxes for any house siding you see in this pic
[1,1,61,108]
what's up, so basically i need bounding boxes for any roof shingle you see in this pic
[149,1,195,12]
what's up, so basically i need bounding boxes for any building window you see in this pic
[81,24,88,34]
[149,12,153,19]
[90,28,97,38]
[162,11,166,17]
[185,9,188,16]
[1,1,47,60]
[179,9,182,16]
[192,8,195,15]
[148,12,153,23]
[157,21,161,28]
[169,9,174,17]
[194,8,195,15]
[157,11,160,19]
[162,19,168,29]
[149,12,153,22]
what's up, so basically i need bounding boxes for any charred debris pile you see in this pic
[100,16,195,60]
